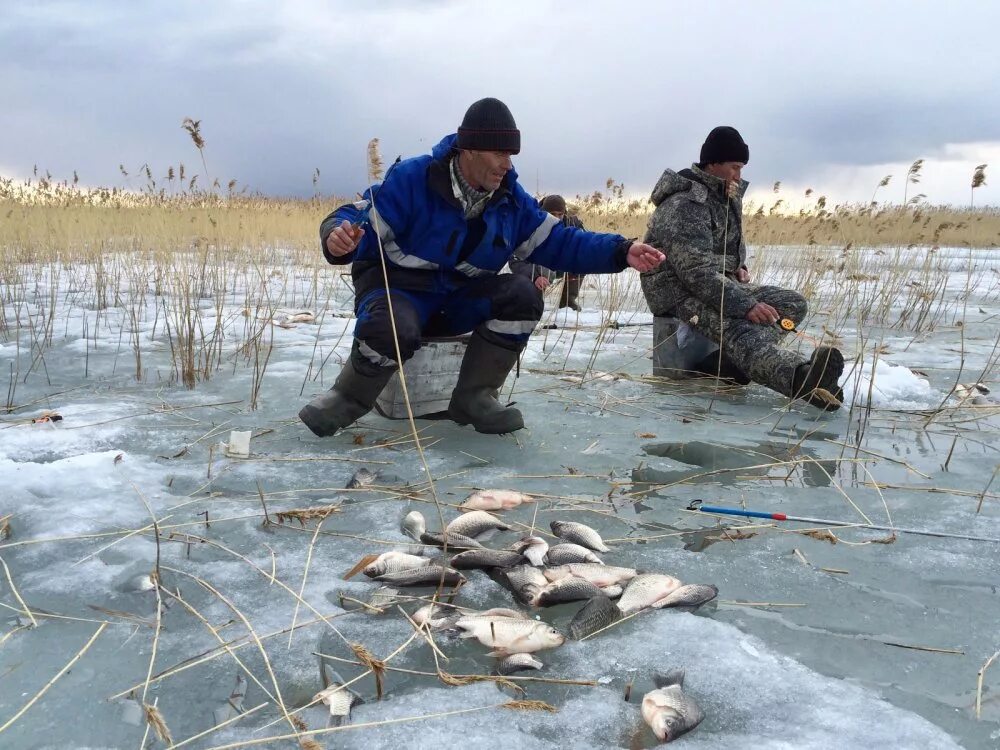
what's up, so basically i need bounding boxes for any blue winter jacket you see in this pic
[320,134,631,297]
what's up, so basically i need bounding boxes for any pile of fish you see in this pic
[337,487,716,742]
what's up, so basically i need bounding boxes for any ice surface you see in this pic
[3,245,1000,748]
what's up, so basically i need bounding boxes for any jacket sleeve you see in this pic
[319,200,367,265]
[645,197,756,318]
[319,171,413,265]
[510,184,630,274]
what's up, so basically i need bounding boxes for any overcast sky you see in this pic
[2,0,998,207]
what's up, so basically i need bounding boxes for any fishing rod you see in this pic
[686,499,1000,544]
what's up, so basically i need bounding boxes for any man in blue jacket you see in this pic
[299,98,665,436]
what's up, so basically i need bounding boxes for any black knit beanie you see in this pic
[539,195,567,214]
[699,126,749,166]
[457,98,521,154]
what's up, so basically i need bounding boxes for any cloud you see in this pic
[1,0,998,204]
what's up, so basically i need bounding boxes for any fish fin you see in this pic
[653,668,685,689]
[343,554,379,580]
[487,649,509,658]
[457,630,477,639]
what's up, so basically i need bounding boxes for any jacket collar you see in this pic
[687,163,749,200]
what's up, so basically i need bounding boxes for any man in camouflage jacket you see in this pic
[640,126,845,410]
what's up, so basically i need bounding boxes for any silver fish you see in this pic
[601,584,624,599]
[652,583,718,610]
[335,585,400,614]
[415,604,528,631]
[375,565,466,587]
[446,510,512,539]
[450,549,525,570]
[496,653,543,675]
[412,603,460,629]
[346,467,378,489]
[550,521,610,552]
[568,595,622,640]
[533,577,605,607]
[543,564,638,588]
[545,543,604,565]
[315,666,363,727]
[455,615,565,656]
[618,574,683,615]
[362,551,431,578]
[495,564,549,605]
[642,669,704,743]
[508,536,549,566]
[401,510,427,541]
[420,531,484,550]
[459,489,534,511]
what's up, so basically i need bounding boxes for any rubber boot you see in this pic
[691,349,751,385]
[447,334,525,434]
[792,346,845,411]
[559,275,583,312]
[298,354,395,437]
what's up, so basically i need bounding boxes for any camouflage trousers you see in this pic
[673,285,808,396]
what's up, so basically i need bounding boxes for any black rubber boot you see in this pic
[792,346,845,411]
[691,349,751,385]
[559,275,583,312]
[298,354,395,437]
[447,333,525,434]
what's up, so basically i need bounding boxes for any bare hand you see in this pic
[626,242,666,272]
[325,219,363,257]
[746,302,780,325]
[534,276,550,291]
[735,267,750,283]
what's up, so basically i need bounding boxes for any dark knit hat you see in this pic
[539,195,567,214]
[457,98,521,154]
[699,126,749,166]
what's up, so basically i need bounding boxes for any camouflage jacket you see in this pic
[640,165,755,318]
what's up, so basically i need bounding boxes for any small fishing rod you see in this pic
[686,500,1000,544]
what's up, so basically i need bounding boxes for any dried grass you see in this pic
[274,505,341,526]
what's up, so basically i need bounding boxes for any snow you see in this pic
[840,358,938,410]
[2,245,999,748]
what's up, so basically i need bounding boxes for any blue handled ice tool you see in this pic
[686,500,1000,543]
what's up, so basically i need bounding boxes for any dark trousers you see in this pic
[352,274,543,373]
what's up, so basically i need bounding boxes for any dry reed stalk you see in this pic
[800,529,839,544]
[161,565,302,738]
[274,505,341,526]
[351,642,387,699]
[198,703,501,750]
[502,700,558,713]
[287,516,328,649]
[0,622,106,734]
[167,702,268,750]
[0,556,36,627]
[108,611,345,701]
[143,702,173,744]
[976,649,1000,719]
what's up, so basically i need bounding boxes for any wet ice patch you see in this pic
[559,612,960,749]
[840,359,937,410]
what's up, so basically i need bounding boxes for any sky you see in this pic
[2,0,999,208]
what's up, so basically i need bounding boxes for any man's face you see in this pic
[548,209,565,220]
[706,161,745,184]
[461,150,514,191]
